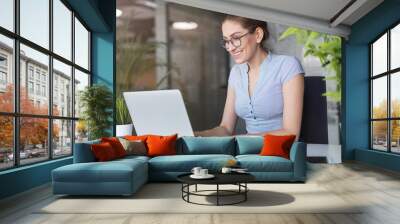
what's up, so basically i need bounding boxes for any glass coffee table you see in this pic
[177,172,255,206]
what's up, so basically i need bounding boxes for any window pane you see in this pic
[0,35,14,112]
[74,69,89,117]
[372,77,387,119]
[53,0,72,60]
[391,72,400,118]
[0,116,13,170]
[0,0,14,31]
[75,120,88,143]
[391,24,400,70]
[75,18,89,70]
[20,0,49,49]
[372,33,387,76]
[372,121,388,151]
[20,44,49,115]
[391,120,400,153]
[20,117,49,165]
[53,119,72,158]
[53,59,72,117]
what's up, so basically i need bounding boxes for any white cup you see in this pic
[221,167,232,174]
[200,169,208,176]
[191,167,202,176]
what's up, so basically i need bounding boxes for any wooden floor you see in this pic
[1,162,400,224]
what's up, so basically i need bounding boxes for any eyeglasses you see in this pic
[221,32,250,49]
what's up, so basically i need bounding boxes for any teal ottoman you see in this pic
[52,156,148,196]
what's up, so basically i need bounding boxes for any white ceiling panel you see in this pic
[225,0,352,21]
[164,0,384,38]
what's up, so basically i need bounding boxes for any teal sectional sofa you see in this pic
[52,136,306,196]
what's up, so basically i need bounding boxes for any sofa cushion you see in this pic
[101,137,127,158]
[260,134,296,159]
[118,138,147,156]
[236,155,293,172]
[148,154,235,172]
[124,135,149,142]
[179,136,235,155]
[91,142,118,161]
[115,155,150,163]
[52,158,147,183]
[235,136,263,155]
[73,139,100,163]
[147,134,178,157]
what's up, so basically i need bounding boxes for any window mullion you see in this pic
[71,10,76,155]
[370,45,373,149]
[48,0,54,160]
[13,0,21,167]
[388,30,391,152]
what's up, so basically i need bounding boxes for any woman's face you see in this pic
[222,20,258,64]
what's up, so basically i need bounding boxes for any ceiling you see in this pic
[226,0,353,24]
[164,0,384,37]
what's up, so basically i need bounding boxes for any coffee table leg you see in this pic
[217,184,219,206]
[187,184,190,202]
[245,183,247,201]
[195,184,198,192]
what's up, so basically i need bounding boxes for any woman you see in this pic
[195,15,304,139]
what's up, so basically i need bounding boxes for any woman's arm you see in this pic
[249,74,304,140]
[194,86,237,136]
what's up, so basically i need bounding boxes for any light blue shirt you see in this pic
[228,53,304,134]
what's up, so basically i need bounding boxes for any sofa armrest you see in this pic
[73,140,100,163]
[289,142,307,181]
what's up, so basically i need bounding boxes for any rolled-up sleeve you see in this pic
[281,56,305,84]
[228,65,241,90]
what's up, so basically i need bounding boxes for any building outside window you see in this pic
[28,66,34,80]
[41,73,46,83]
[35,83,40,95]
[0,71,7,86]
[0,54,7,67]
[41,85,46,97]
[35,70,40,81]
[28,81,34,94]
[0,54,7,88]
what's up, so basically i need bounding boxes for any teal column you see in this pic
[91,0,116,136]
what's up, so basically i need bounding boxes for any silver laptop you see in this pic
[123,90,194,137]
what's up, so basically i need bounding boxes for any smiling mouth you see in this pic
[232,50,243,56]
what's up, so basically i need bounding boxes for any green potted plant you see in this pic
[116,94,133,136]
[79,84,113,140]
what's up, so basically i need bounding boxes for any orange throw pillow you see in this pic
[146,134,177,157]
[259,134,296,159]
[124,135,150,142]
[91,142,117,161]
[101,137,127,158]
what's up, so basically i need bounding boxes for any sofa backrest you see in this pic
[74,136,270,162]
[235,136,264,155]
[73,139,100,163]
[178,136,236,155]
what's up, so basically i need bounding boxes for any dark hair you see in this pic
[222,15,269,46]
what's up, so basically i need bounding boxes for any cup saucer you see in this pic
[190,174,215,179]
